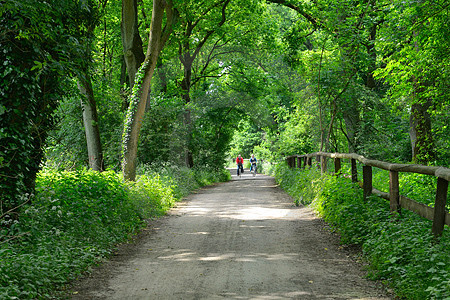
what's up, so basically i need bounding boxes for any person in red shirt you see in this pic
[236,154,244,176]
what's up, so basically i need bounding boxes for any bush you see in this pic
[138,163,230,199]
[128,173,176,219]
[273,162,322,206]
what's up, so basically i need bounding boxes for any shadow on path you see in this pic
[71,171,391,300]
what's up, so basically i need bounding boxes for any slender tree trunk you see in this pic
[343,104,360,153]
[325,100,337,152]
[78,74,104,171]
[121,0,175,181]
[181,58,194,168]
[121,0,145,88]
[409,29,435,164]
[409,97,434,164]
[366,23,377,89]
[177,0,231,168]
[317,38,327,151]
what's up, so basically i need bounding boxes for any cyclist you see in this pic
[250,154,257,175]
[236,154,244,176]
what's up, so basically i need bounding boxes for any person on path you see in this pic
[250,154,257,174]
[236,154,244,176]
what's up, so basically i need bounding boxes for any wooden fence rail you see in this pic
[286,152,450,237]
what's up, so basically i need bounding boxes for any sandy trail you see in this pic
[71,170,390,299]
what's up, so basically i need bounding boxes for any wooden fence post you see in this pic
[334,158,341,175]
[303,157,307,169]
[316,155,321,170]
[306,157,311,168]
[351,159,358,183]
[363,166,372,201]
[297,156,302,169]
[389,171,400,214]
[321,156,327,174]
[432,178,448,237]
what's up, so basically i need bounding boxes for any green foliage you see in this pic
[44,87,89,170]
[273,163,450,300]
[0,0,70,212]
[272,162,322,206]
[373,0,450,165]
[128,173,176,218]
[138,163,231,200]
[228,120,264,160]
[274,107,316,156]
[0,170,139,299]
[138,94,186,166]
[364,213,450,300]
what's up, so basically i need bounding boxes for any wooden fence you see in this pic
[286,152,450,237]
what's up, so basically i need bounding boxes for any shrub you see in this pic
[273,162,322,206]
[128,173,176,218]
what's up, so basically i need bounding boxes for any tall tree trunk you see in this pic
[122,0,175,181]
[78,74,104,171]
[409,97,434,164]
[121,0,145,88]
[343,104,360,153]
[409,29,435,164]
[180,57,194,168]
[366,23,377,89]
[177,0,231,168]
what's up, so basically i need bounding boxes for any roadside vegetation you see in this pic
[0,166,229,299]
[272,163,449,300]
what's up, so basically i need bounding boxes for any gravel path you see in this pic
[70,170,391,299]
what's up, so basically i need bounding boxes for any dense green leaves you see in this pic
[1,0,71,213]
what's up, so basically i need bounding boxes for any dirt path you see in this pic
[71,170,391,299]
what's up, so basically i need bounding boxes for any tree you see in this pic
[78,74,105,171]
[175,0,231,167]
[121,0,175,181]
[74,0,105,171]
[121,0,145,88]
[0,0,90,213]
[374,0,450,164]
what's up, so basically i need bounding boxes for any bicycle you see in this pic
[250,164,257,177]
[237,163,243,178]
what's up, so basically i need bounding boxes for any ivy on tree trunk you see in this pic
[121,0,175,181]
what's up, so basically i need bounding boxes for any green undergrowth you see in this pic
[273,163,449,300]
[0,166,230,299]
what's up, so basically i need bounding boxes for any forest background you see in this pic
[0,0,449,299]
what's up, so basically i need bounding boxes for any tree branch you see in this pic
[0,197,31,220]
[266,0,323,29]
